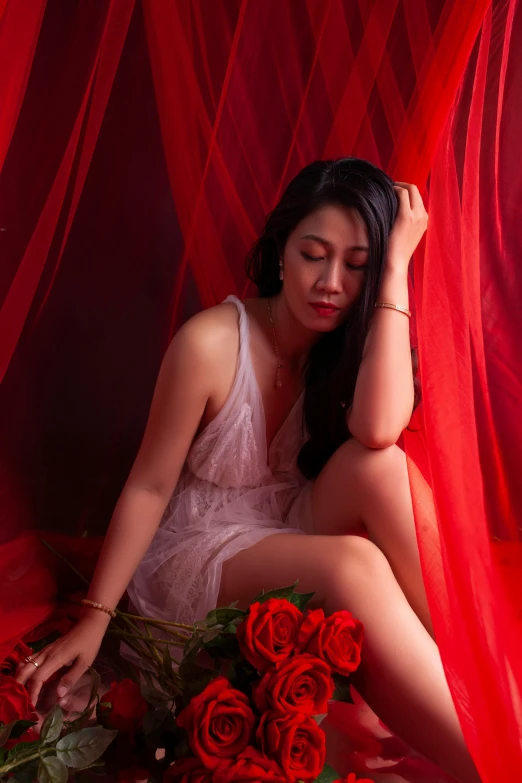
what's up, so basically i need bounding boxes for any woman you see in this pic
[16,158,480,783]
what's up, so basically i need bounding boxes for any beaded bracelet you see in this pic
[374,302,411,318]
[80,598,117,619]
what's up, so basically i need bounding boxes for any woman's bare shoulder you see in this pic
[175,300,242,355]
[165,299,259,381]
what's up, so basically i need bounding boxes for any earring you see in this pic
[279,260,284,280]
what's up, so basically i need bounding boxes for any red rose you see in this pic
[334,776,374,783]
[236,599,303,672]
[257,710,325,782]
[177,677,255,769]
[0,675,37,724]
[164,757,214,783]
[298,609,363,676]
[253,654,334,716]
[214,747,288,783]
[98,679,148,734]
[0,642,33,676]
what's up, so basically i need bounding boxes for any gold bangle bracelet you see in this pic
[374,302,411,318]
[80,598,117,619]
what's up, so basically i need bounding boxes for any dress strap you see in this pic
[222,294,251,376]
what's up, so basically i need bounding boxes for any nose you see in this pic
[316,259,343,293]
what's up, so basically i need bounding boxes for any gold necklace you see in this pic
[267,298,284,388]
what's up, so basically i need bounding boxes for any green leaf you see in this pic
[9,759,39,783]
[0,720,37,746]
[38,755,69,783]
[0,721,15,747]
[162,643,174,678]
[252,581,299,604]
[0,746,6,764]
[143,708,180,753]
[202,627,222,644]
[143,707,177,737]
[6,739,41,760]
[331,673,354,704]
[182,628,204,660]
[314,763,341,783]
[228,661,259,695]
[83,668,101,718]
[40,704,63,745]
[174,737,189,759]
[202,632,240,660]
[289,591,316,612]
[204,606,245,627]
[56,727,117,769]
[178,660,215,691]
[141,683,174,707]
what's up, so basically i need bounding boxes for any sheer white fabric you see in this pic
[127,295,314,625]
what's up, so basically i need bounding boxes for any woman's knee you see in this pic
[319,534,393,605]
[333,534,391,573]
[336,439,407,477]
[219,533,392,611]
[311,440,409,535]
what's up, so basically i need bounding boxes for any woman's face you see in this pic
[281,203,369,332]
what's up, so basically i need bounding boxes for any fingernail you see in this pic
[57,686,67,697]
[60,698,69,708]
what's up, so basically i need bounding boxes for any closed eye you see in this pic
[346,262,368,271]
[301,251,368,269]
[301,251,323,261]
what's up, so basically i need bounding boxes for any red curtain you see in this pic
[404,0,522,773]
[1,1,521,779]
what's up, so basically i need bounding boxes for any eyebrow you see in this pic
[300,234,369,252]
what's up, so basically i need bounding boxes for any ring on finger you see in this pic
[23,656,40,669]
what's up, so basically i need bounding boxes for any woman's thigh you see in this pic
[218,530,386,611]
[309,438,409,536]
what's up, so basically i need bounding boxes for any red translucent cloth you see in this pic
[1,1,521,779]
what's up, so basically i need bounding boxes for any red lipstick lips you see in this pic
[309,301,340,317]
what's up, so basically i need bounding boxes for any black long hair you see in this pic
[245,157,420,479]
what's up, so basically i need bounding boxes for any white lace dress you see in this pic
[127,295,315,626]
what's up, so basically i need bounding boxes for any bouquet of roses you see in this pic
[0,583,369,783]
[162,585,365,783]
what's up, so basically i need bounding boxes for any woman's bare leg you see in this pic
[219,533,481,783]
[310,439,435,639]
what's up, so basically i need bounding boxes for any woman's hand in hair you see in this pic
[387,182,428,273]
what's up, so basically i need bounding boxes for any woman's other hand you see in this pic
[387,182,429,273]
[15,612,109,707]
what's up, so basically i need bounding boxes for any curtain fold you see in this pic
[0,0,135,383]
[0,0,47,175]
[1,1,520,778]
[403,1,522,775]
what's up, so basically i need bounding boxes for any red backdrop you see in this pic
[1,1,521,779]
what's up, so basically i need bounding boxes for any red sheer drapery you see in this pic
[403,2,522,773]
[0,0,46,174]
[1,1,521,779]
[0,0,135,383]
